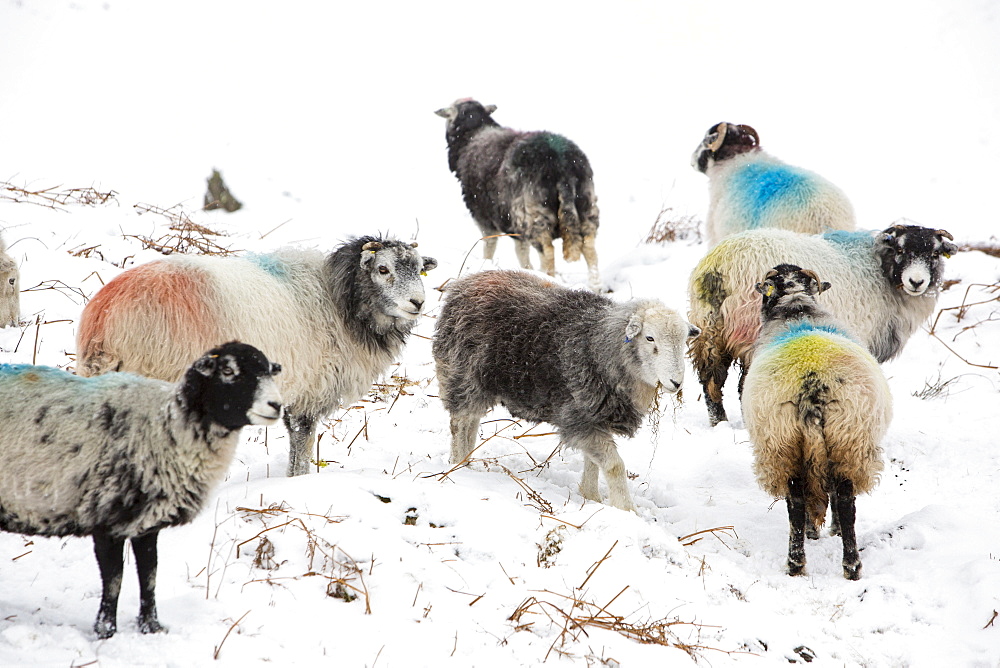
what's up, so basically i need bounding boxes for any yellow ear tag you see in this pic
[420,271,428,276]
[943,253,952,259]
[765,284,774,297]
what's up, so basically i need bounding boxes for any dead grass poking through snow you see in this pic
[928,280,1000,370]
[642,206,703,245]
[1,180,118,209]
[129,202,240,256]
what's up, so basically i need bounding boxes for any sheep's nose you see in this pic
[908,278,925,290]
[667,379,681,391]
[268,401,282,413]
[410,298,424,311]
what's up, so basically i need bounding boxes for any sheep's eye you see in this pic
[645,335,654,342]
[378,265,390,275]
[6,278,13,286]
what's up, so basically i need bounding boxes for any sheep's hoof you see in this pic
[787,562,806,577]
[843,562,862,580]
[138,616,166,635]
[94,619,116,640]
[806,526,821,540]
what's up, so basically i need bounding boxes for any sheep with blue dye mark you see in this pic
[77,235,437,476]
[0,234,20,327]
[0,341,282,638]
[692,122,856,246]
[436,99,601,288]
[433,270,699,511]
[689,224,955,425]
[743,265,891,580]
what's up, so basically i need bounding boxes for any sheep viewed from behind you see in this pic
[0,234,20,327]
[692,122,856,246]
[0,341,283,638]
[436,99,601,288]
[742,265,890,580]
[688,224,956,425]
[77,235,437,476]
[433,270,699,511]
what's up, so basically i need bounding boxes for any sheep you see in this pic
[0,234,20,327]
[688,224,956,425]
[433,270,699,512]
[692,122,856,246]
[742,265,891,579]
[76,235,437,477]
[0,341,283,638]
[435,98,601,288]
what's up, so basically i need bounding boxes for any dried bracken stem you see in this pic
[679,526,738,548]
[643,205,703,245]
[129,202,240,256]
[928,281,1000,369]
[1,181,118,209]
[213,610,250,660]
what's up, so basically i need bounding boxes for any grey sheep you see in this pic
[0,233,20,327]
[688,224,955,425]
[0,341,283,638]
[76,235,437,476]
[436,99,601,288]
[433,270,699,511]
[692,122,856,246]
[742,265,890,580]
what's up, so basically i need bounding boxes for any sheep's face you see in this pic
[755,264,832,317]
[626,307,701,393]
[184,342,283,431]
[692,122,760,173]
[877,225,957,297]
[360,242,438,322]
[0,256,18,296]
[435,98,498,133]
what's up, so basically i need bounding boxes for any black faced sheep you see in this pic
[0,234,19,327]
[76,235,437,476]
[435,99,601,288]
[0,341,282,638]
[692,122,856,246]
[742,265,890,580]
[433,270,699,512]
[688,224,955,425]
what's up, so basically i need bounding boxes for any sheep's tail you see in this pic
[557,179,583,262]
[800,402,830,532]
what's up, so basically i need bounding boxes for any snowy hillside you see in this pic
[1,1,999,666]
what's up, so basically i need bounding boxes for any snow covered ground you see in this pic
[1,1,998,666]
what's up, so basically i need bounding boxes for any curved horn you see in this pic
[362,241,383,252]
[763,267,780,280]
[800,268,822,284]
[934,229,954,241]
[706,122,728,152]
[737,124,760,146]
[410,241,419,248]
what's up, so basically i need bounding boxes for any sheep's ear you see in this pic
[484,104,497,115]
[819,281,832,293]
[421,256,438,275]
[193,354,218,377]
[942,241,958,258]
[754,280,774,297]
[435,107,454,119]
[688,325,701,339]
[624,313,642,343]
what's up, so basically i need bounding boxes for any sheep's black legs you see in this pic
[695,347,732,426]
[93,532,126,639]
[284,411,317,477]
[833,478,862,580]
[786,476,807,576]
[131,531,165,634]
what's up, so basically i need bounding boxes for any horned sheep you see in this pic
[436,99,601,288]
[0,233,20,327]
[688,224,955,425]
[433,270,699,512]
[692,122,856,247]
[77,235,437,476]
[0,341,283,638]
[742,265,891,580]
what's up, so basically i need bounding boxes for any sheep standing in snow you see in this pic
[433,270,699,511]
[692,122,856,246]
[436,99,601,288]
[743,265,890,580]
[0,234,20,327]
[688,224,955,425]
[77,235,437,476]
[0,341,283,638]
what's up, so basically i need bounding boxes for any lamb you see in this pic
[688,224,955,425]
[0,234,20,327]
[692,122,856,246]
[0,341,283,638]
[435,98,601,288]
[433,270,699,511]
[76,235,437,476]
[742,265,891,580]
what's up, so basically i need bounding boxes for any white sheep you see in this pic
[742,265,890,580]
[436,99,601,288]
[688,224,956,425]
[77,235,437,476]
[692,122,856,246]
[0,341,282,638]
[0,234,20,327]
[433,270,699,511]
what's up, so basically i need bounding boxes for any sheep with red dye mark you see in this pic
[433,270,699,511]
[692,122,856,246]
[743,265,890,580]
[0,341,282,638]
[0,234,19,327]
[436,99,601,288]
[77,236,437,476]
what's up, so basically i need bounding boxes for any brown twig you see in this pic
[213,610,250,660]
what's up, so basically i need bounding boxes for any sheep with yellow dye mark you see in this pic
[742,264,890,580]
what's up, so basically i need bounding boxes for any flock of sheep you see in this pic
[0,99,956,638]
